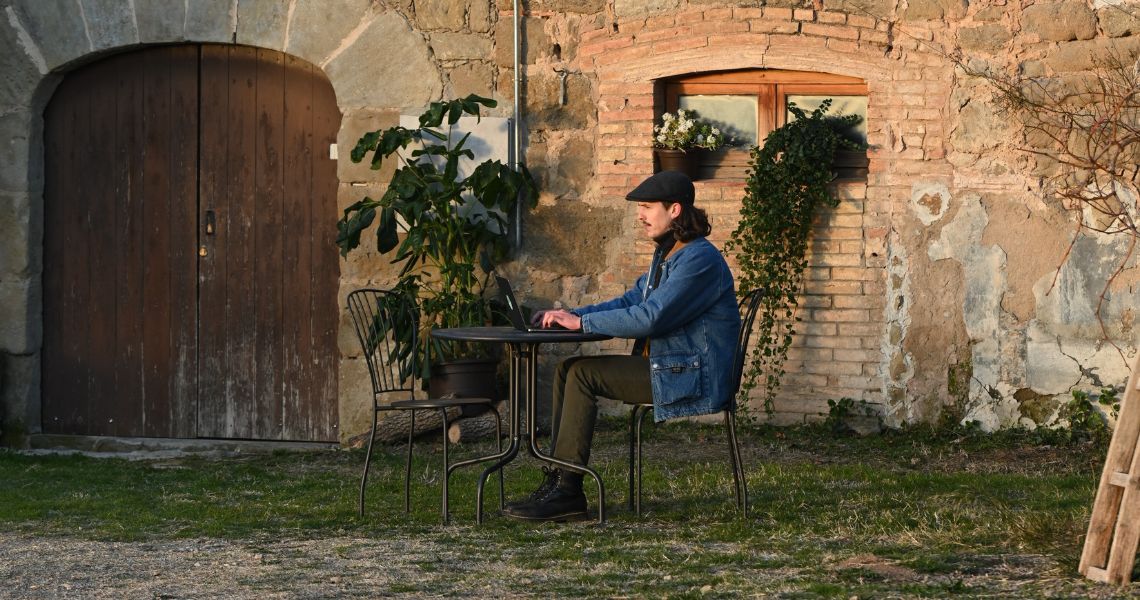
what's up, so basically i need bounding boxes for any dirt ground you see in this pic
[3,530,1137,599]
[0,532,486,599]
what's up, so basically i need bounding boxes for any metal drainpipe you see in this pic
[512,0,523,247]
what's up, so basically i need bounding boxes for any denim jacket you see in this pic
[574,237,740,421]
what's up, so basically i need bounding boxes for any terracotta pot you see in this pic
[654,148,701,180]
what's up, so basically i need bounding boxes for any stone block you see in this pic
[521,199,623,275]
[1,351,41,444]
[1045,37,1140,73]
[0,111,35,194]
[0,192,36,276]
[134,0,187,43]
[1098,6,1140,38]
[902,0,967,21]
[324,12,442,109]
[957,23,1011,54]
[0,24,44,110]
[80,0,139,51]
[494,17,553,66]
[413,0,466,31]
[430,32,494,61]
[287,0,372,65]
[525,71,592,130]
[447,61,495,98]
[836,0,896,21]
[551,137,594,199]
[523,17,553,65]
[972,5,1005,22]
[337,109,401,183]
[0,275,40,355]
[7,0,89,70]
[185,0,235,43]
[949,99,1009,154]
[235,0,289,49]
[1022,2,1096,42]
[614,0,682,19]
[469,0,493,33]
[528,0,606,13]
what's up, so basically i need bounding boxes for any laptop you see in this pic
[495,275,579,333]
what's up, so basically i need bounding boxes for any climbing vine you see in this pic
[726,100,863,415]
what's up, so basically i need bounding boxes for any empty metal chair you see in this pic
[347,288,503,522]
[627,288,764,516]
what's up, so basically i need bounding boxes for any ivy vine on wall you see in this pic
[726,100,863,416]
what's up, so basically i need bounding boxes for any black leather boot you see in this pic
[504,469,587,521]
[504,465,559,510]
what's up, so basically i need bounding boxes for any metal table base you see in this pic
[437,327,610,525]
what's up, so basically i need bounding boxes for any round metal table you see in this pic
[432,326,611,524]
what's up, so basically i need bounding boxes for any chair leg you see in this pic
[441,407,450,525]
[405,410,416,515]
[627,406,638,511]
[491,404,504,511]
[725,410,748,516]
[634,405,651,517]
[359,408,380,517]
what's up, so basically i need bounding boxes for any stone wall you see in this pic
[2,0,1139,444]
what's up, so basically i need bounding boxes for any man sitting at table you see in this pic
[505,170,741,521]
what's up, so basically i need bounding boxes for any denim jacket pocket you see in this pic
[650,354,705,406]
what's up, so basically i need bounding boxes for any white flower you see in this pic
[662,112,674,122]
[711,127,721,136]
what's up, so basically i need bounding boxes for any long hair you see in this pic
[665,202,712,242]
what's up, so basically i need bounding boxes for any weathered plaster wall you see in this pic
[4,0,1140,444]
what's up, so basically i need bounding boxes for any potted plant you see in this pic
[652,108,726,179]
[336,94,539,394]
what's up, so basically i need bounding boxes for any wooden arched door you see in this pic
[42,45,340,442]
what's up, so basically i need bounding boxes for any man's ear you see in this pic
[668,202,683,219]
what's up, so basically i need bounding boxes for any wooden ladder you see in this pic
[1079,353,1140,585]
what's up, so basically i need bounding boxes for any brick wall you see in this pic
[572,6,954,423]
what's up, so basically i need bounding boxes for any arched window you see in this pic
[660,69,868,180]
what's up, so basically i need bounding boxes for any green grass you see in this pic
[1,419,1136,597]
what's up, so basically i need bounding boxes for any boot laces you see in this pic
[528,466,560,502]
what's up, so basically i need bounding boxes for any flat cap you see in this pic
[625,170,695,205]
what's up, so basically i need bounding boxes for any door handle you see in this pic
[205,210,216,235]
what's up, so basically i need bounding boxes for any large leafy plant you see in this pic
[726,100,862,415]
[336,95,538,377]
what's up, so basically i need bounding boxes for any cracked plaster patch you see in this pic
[927,194,1014,430]
[1027,233,1139,396]
[910,182,950,226]
[880,228,914,427]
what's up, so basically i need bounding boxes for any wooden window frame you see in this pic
[661,70,869,180]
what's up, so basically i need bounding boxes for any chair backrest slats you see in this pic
[346,289,419,403]
[730,288,766,410]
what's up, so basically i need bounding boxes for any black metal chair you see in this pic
[347,289,503,523]
[626,288,764,516]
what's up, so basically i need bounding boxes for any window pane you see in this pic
[678,95,757,149]
[785,95,867,145]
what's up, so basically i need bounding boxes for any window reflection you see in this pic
[785,95,867,145]
[678,95,758,149]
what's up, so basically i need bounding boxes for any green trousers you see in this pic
[550,354,651,466]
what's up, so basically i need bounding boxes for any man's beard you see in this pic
[653,229,676,248]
